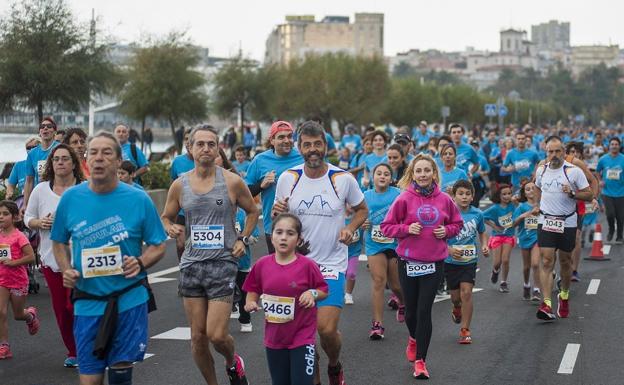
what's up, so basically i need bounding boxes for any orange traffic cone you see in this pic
[585,223,610,261]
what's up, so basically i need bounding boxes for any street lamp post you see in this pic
[508,90,520,125]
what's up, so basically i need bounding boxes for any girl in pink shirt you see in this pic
[244,213,328,385]
[0,200,40,359]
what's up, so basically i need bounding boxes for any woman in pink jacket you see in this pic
[381,153,463,380]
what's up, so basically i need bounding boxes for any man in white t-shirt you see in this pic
[273,120,368,385]
[534,136,593,322]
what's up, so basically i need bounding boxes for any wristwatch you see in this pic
[238,236,250,246]
[309,289,319,299]
[568,190,576,199]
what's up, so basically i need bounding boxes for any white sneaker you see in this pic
[344,293,354,305]
[240,323,253,333]
[230,305,240,319]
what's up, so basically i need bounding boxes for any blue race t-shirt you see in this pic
[412,130,433,150]
[364,152,386,173]
[513,202,538,249]
[363,187,401,256]
[50,182,167,316]
[346,215,362,258]
[340,135,362,153]
[440,167,469,193]
[596,153,624,197]
[349,152,367,190]
[8,160,28,192]
[455,143,479,173]
[483,203,515,236]
[232,160,251,178]
[121,143,148,168]
[244,149,303,233]
[445,206,485,265]
[170,154,195,180]
[25,141,59,185]
[503,148,540,188]
[235,208,260,271]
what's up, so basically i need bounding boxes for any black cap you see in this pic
[394,133,411,144]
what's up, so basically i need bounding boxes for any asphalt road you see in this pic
[1,227,622,385]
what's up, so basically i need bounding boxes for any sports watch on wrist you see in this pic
[309,289,319,299]
[238,236,250,246]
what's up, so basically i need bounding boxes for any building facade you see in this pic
[531,20,570,52]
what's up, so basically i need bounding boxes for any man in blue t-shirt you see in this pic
[6,136,40,199]
[244,121,303,252]
[450,123,480,176]
[51,131,167,385]
[340,124,363,153]
[114,124,149,182]
[502,131,540,191]
[596,137,624,242]
[170,127,195,181]
[412,121,433,151]
[23,117,60,210]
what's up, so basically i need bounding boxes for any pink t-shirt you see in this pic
[243,253,328,349]
[0,229,31,289]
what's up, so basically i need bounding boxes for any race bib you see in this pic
[191,225,224,250]
[319,265,339,280]
[524,216,538,230]
[0,244,11,262]
[261,294,295,323]
[371,225,393,244]
[607,169,621,180]
[454,245,477,261]
[406,262,436,277]
[37,160,46,178]
[338,160,350,170]
[514,160,530,171]
[543,216,565,233]
[351,230,360,243]
[499,213,513,229]
[81,245,123,278]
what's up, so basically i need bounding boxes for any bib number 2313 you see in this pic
[81,245,123,278]
[191,225,224,249]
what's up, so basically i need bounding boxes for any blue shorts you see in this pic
[317,273,345,309]
[74,302,148,375]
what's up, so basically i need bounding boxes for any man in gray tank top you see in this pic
[162,126,259,385]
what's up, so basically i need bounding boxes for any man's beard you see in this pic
[550,156,562,168]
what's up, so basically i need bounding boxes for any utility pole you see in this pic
[88,9,96,136]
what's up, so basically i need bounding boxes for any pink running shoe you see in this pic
[26,307,40,335]
[369,321,385,340]
[405,337,417,362]
[226,354,248,385]
[396,305,405,323]
[0,344,12,359]
[413,359,430,379]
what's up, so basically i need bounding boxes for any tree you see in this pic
[0,0,116,122]
[120,33,208,152]
[383,78,441,127]
[212,56,261,128]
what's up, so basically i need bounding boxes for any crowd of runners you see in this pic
[1,115,624,385]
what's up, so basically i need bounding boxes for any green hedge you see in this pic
[142,162,171,190]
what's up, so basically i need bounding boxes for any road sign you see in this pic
[498,105,508,117]
[484,104,497,117]
[441,106,450,118]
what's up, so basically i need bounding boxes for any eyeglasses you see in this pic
[40,123,55,129]
[52,156,71,162]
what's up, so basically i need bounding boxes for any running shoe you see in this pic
[451,306,462,324]
[369,321,385,340]
[0,344,11,359]
[490,269,499,284]
[531,289,541,302]
[230,305,240,319]
[64,356,78,368]
[557,294,569,318]
[405,337,417,362]
[344,293,354,305]
[571,271,580,282]
[499,282,509,293]
[26,307,40,335]
[413,359,430,379]
[328,361,346,385]
[523,286,531,300]
[226,354,248,385]
[536,302,556,321]
[459,328,472,344]
[607,231,614,243]
[387,294,399,310]
[240,323,253,333]
[396,305,405,323]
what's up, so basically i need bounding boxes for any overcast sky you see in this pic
[2,0,622,61]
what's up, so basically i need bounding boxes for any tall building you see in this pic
[264,13,384,65]
[531,20,570,51]
[570,45,619,76]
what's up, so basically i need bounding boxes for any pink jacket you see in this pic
[381,183,463,263]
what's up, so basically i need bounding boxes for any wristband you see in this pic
[137,258,146,272]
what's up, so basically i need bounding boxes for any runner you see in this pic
[50,132,167,385]
[244,121,303,254]
[117,161,145,190]
[113,124,149,183]
[340,124,363,154]
[63,127,90,178]
[433,135,451,168]
[362,131,388,189]
[232,146,251,178]
[385,144,408,187]
[6,137,40,199]
[24,143,84,367]
[233,206,259,333]
[381,153,463,379]
[348,134,373,190]
[449,123,479,176]
[344,205,362,305]
[170,127,195,259]
[243,213,328,385]
[161,125,259,385]
[0,200,39,360]
[596,137,624,243]
[362,163,403,340]
[22,117,61,210]
[272,120,368,385]
[512,181,542,301]
[534,136,593,321]
[483,184,516,293]
[445,180,489,344]
[501,131,540,194]
[439,144,469,194]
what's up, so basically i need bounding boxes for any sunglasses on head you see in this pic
[26,146,37,151]
[39,123,55,129]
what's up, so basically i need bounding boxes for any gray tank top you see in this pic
[180,167,237,268]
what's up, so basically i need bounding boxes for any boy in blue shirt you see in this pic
[232,146,251,178]
[445,180,489,344]
[233,208,260,333]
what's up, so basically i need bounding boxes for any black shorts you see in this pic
[537,225,577,253]
[178,259,238,300]
[577,214,584,231]
[444,263,476,290]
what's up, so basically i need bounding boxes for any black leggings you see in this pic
[603,195,624,238]
[236,271,250,324]
[398,259,444,361]
[266,344,315,385]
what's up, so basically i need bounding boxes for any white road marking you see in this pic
[144,353,155,360]
[151,327,191,340]
[148,266,179,278]
[434,288,483,303]
[148,277,177,284]
[586,279,600,295]
[558,343,580,374]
